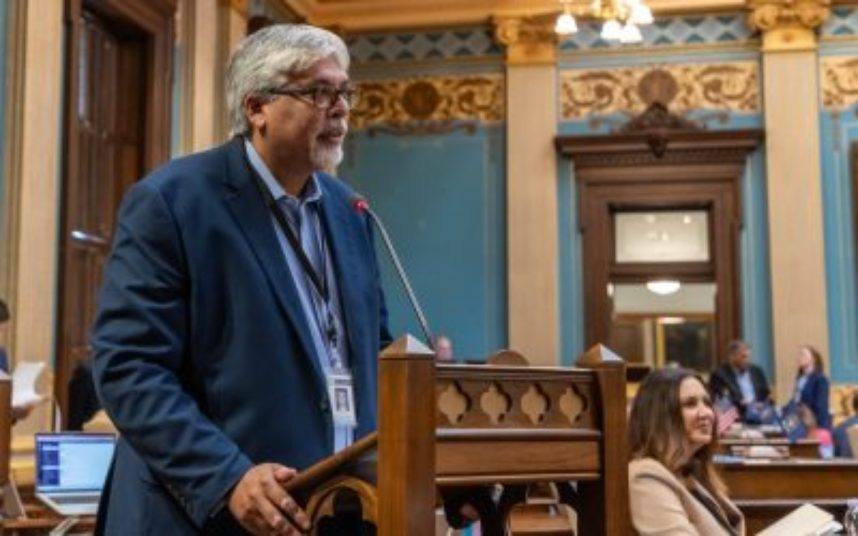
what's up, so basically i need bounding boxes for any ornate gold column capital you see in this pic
[747,0,831,51]
[493,15,557,66]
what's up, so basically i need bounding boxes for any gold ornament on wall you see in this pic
[493,15,558,65]
[350,74,505,132]
[821,57,858,110]
[560,62,760,120]
[747,0,831,51]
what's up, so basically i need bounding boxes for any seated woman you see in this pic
[629,368,745,536]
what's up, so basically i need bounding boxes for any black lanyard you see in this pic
[242,144,340,350]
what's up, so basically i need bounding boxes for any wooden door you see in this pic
[557,119,762,367]
[56,0,174,428]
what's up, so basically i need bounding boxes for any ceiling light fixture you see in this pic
[555,1,579,35]
[555,0,653,44]
[646,279,681,295]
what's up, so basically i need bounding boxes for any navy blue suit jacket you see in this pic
[795,372,831,430]
[91,138,391,534]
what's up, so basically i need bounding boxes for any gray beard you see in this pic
[311,142,344,173]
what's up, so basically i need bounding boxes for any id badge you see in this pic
[326,371,357,427]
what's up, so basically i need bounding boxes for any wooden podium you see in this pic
[288,336,630,535]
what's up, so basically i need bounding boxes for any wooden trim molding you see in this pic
[0,0,27,356]
[557,123,763,365]
[298,0,749,32]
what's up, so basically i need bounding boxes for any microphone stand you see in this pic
[357,201,435,351]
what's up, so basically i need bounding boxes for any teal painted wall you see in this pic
[344,27,508,360]
[818,108,858,382]
[818,12,858,382]
[340,127,507,359]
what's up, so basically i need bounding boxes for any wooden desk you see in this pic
[1,516,96,535]
[718,459,858,533]
[717,438,820,459]
[2,503,95,535]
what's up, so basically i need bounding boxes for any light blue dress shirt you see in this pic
[244,139,353,452]
[734,366,756,405]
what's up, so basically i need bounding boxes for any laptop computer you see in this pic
[34,433,116,516]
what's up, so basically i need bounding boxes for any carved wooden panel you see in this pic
[435,365,596,430]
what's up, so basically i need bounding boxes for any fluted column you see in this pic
[747,0,831,402]
[494,16,559,365]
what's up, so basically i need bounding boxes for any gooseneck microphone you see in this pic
[350,195,435,351]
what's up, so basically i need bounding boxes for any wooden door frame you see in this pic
[557,127,762,364]
[56,0,176,426]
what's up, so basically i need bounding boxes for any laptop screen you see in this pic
[35,433,116,493]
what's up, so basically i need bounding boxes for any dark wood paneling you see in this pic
[377,344,436,536]
[56,0,175,427]
[557,128,762,367]
[719,459,858,499]
[436,440,600,477]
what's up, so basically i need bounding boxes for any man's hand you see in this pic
[228,463,310,535]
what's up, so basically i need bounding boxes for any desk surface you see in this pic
[718,458,858,499]
[718,438,821,459]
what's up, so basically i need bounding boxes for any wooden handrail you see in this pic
[286,432,378,494]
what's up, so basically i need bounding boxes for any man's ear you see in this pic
[244,94,267,132]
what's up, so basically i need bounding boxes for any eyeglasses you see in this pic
[268,84,359,109]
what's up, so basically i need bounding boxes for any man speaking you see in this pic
[91,24,391,535]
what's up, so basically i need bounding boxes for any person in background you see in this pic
[0,298,41,423]
[708,340,771,422]
[434,334,454,362]
[791,345,832,430]
[91,24,391,535]
[629,367,745,536]
[834,390,858,458]
[797,404,834,458]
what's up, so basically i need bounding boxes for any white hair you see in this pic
[225,24,350,137]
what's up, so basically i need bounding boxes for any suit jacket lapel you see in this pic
[317,183,370,379]
[222,139,326,392]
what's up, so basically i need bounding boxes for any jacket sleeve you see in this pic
[91,182,252,528]
[629,474,700,536]
[811,375,831,429]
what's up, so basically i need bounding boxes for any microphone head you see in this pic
[350,195,370,214]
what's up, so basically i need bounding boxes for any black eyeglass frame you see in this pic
[266,84,359,109]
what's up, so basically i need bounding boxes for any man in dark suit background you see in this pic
[91,24,391,535]
[708,340,772,421]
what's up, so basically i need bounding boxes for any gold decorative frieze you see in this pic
[821,57,858,110]
[560,63,759,120]
[747,0,831,51]
[492,15,557,65]
[350,74,504,131]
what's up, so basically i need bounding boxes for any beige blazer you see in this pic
[629,457,746,536]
